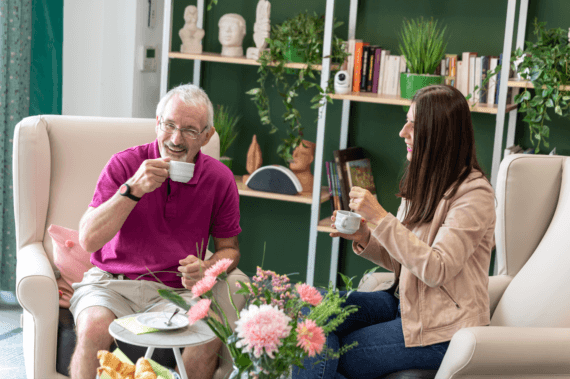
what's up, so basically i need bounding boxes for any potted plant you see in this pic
[214,104,241,170]
[247,11,349,162]
[473,19,570,153]
[398,17,449,99]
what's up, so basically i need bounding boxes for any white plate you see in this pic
[136,311,189,331]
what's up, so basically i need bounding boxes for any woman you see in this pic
[294,85,496,379]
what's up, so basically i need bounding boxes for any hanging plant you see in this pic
[471,19,570,153]
[246,11,349,162]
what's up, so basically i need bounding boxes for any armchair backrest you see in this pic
[492,154,570,327]
[13,115,220,264]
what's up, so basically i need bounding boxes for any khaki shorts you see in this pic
[70,266,199,324]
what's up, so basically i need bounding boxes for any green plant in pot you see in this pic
[398,17,449,100]
[214,105,241,170]
[472,19,570,153]
[247,11,349,162]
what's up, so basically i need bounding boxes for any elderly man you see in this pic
[70,84,241,379]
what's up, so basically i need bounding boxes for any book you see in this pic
[366,46,378,92]
[328,161,340,211]
[473,57,482,103]
[445,54,457,87]
[334,162,344,210]
[456,60,466,97]
[360,45,371,91]
[345,158,377,198]
[487,56,499,105]
[333,146,366,211]
[479,56,490,104]
[352,41,368,92]
[345,39,357,86]
[468,54,477,101]
[378,49,390,94]
[325,161,335,213]
[371,47,382,93]
[385,55,401,96]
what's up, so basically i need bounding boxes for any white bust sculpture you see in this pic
[179,5,205,54]
[246,0,271,60]
[218,13,246,57]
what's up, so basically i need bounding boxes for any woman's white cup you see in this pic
[169,161,195,183]
[334,210,362,234]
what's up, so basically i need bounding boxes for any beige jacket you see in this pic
[353,170,496,347]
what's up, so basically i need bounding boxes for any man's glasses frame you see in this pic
[159,117,208,139]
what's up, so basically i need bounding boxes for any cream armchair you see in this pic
[13,115,248,379]
[358,154,570,379]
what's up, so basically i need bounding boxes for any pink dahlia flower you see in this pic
[296,319,325,357]
[192,275,217,299]
[205,258,233,278]
[187,298,211,325]
[296,283,323,306]
[234,304,292,358]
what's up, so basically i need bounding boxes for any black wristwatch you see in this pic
[118,183,141,202]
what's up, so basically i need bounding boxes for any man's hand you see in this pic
[178,255,209,290]
[129,157,171,197]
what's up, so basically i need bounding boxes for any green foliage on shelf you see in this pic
[398,16,448,75]
[214,104,241,157]
[246,11,349,163]
[473,19,570,153]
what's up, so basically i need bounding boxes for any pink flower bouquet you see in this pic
[158,260,358,379]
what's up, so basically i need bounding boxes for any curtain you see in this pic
[0,0,32,291]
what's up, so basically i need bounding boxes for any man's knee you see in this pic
[75,306,116,345]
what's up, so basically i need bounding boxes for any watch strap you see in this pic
[119,183,141,202]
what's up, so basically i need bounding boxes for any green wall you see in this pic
[30,0,63,116]
[173,0,569,287]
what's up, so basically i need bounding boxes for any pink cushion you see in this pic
[48,224,94,308]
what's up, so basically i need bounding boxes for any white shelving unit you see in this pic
[160,0,530,287]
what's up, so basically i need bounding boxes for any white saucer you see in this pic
[335,226,358,234]
[136,311,189,331]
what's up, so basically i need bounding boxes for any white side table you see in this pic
[109,314,216,379]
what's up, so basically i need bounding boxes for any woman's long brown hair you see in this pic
[397,85,487,227]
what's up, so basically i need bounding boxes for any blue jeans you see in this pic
[292,290,450,379]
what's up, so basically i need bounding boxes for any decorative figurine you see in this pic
[243,135,262,184]
[246,0,271,60]
[289,140,316,193]
[179,5,205,54]
[218,14,246,57]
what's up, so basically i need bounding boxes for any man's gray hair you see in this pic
[156,84,214,130]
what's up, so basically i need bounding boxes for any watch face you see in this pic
[119,184,128,195]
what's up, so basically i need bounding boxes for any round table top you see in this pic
[109,314,216,349]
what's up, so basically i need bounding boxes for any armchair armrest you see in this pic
[436,326,570,378]
[357,272,395,292]
[488,274,512,316]
[16,242,61,379]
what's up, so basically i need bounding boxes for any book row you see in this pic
[342,39,514,105]
[326,147,378,213]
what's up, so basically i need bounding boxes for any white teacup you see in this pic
[334,210,362,234]
[169,161,195,183]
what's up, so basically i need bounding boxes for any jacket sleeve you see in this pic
[352,230,397,272]
[357,179,495,287]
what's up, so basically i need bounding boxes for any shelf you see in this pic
[169,51,327,70]
[234,175,329,204]
[317,217,377,233]
[329,91,518,114]
[508,79,570,91]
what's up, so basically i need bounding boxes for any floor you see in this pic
[0,291,26,379]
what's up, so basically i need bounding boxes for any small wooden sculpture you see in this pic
[289,140,316,193]
[243,134,262,183]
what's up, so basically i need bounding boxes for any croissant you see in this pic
[135,357,157,379]
[97,350,136,379]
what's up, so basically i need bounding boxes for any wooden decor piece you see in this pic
[289,140,316,193]
[243,135,262,183]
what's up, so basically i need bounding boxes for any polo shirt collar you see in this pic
[150,140,203,185]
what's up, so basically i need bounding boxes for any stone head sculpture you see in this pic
[218,13,246,57]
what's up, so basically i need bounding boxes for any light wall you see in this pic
[62,0,163,118]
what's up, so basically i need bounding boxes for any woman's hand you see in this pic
[330,210,371,247]
[348,186,388,226]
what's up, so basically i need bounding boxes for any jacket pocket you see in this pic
[440,286,461,309]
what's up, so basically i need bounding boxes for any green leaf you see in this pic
[555,105,563,115]
[157,289,190,311]
[522,90,532,101]
[546,99,555,107]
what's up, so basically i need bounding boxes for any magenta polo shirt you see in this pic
[89,140,241,288]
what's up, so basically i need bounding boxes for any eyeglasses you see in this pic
[159,117,207,139]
